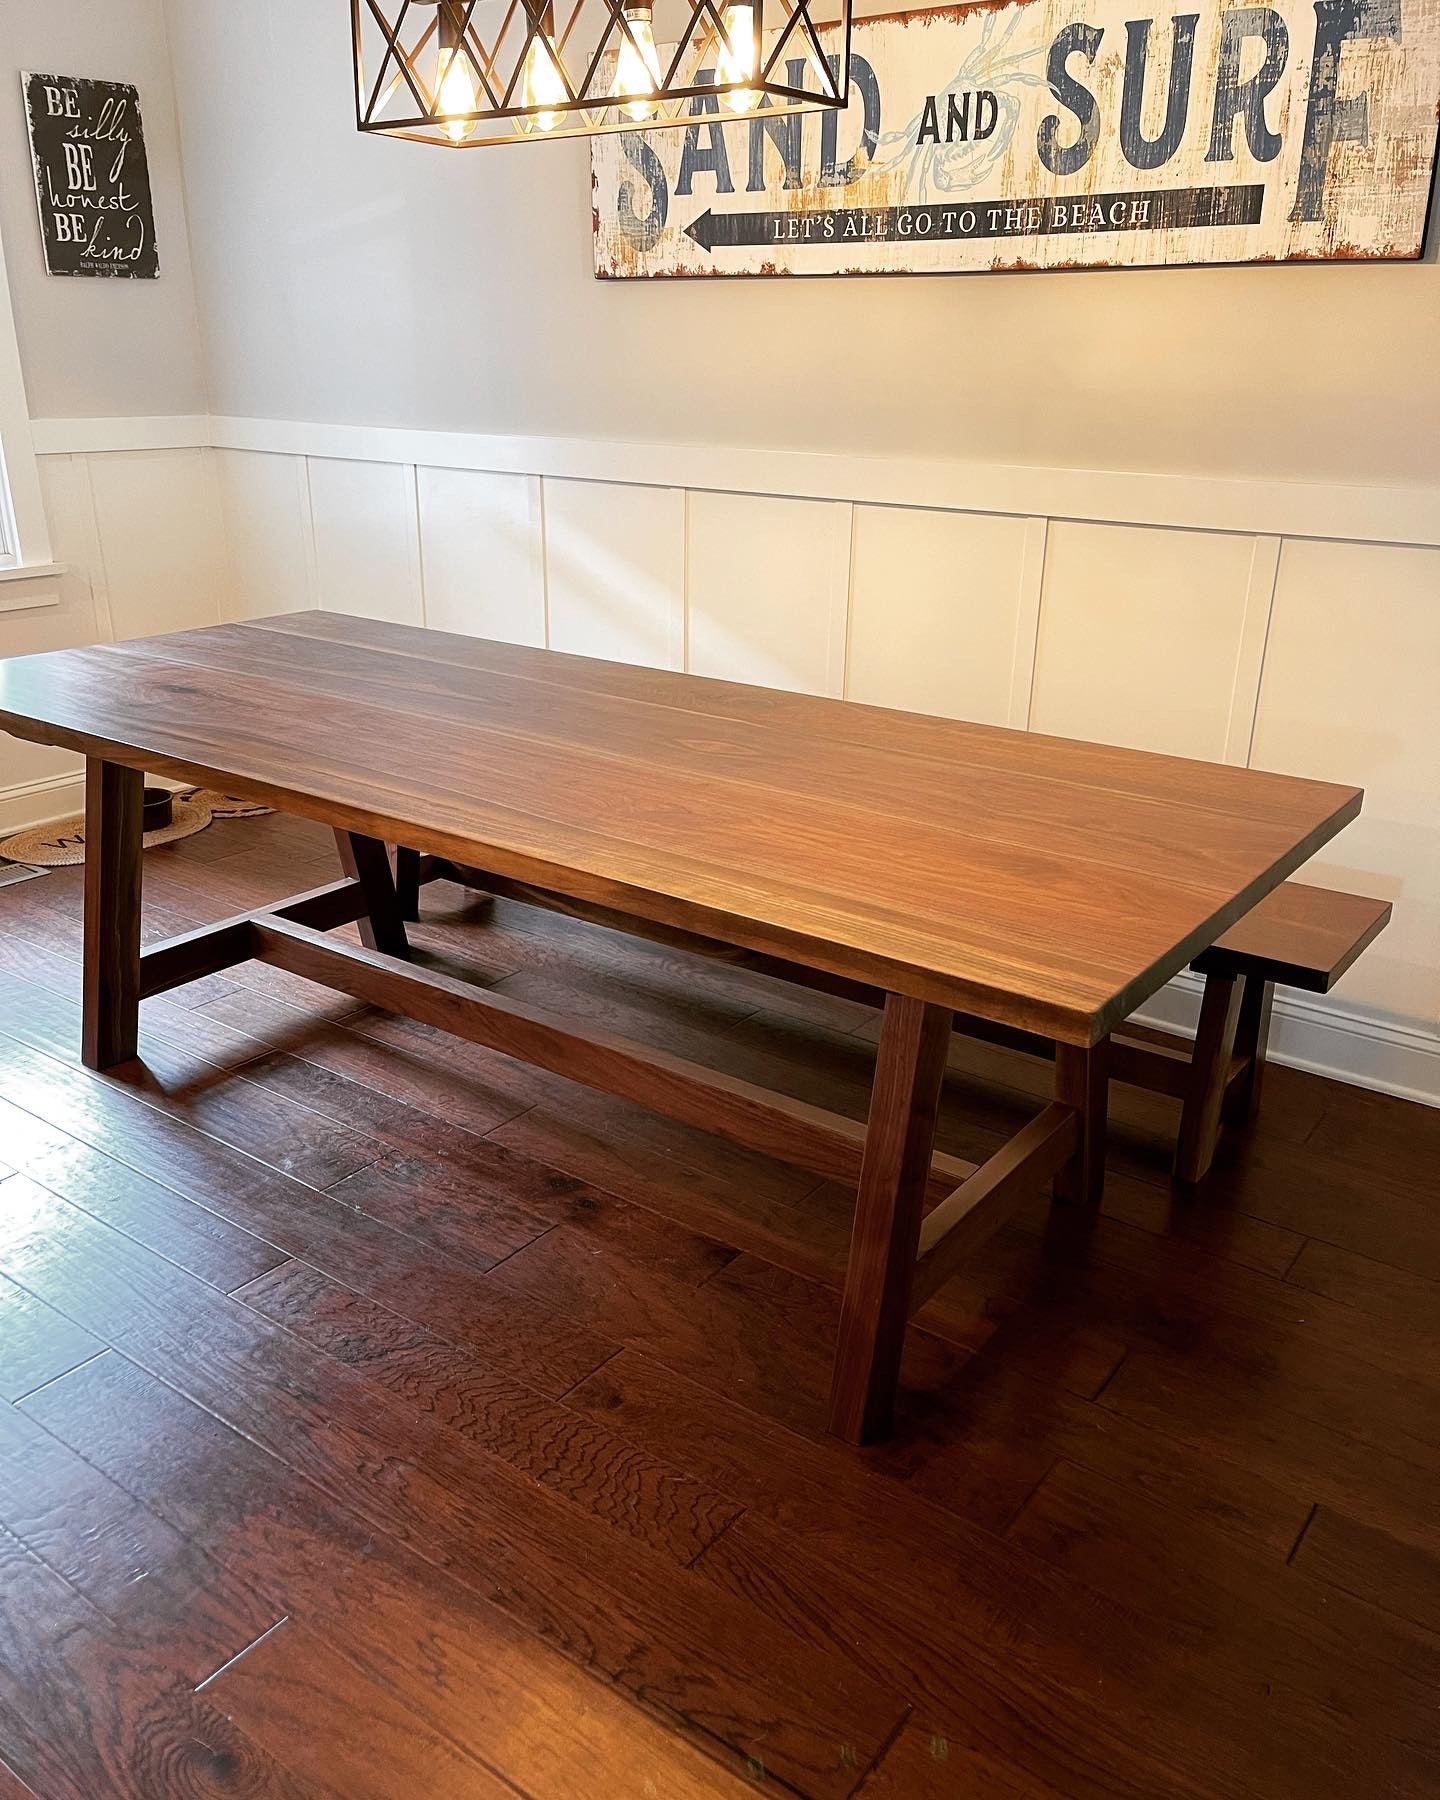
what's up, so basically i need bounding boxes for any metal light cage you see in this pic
[352,0,852,146]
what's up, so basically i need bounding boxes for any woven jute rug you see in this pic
[0,789,272,867]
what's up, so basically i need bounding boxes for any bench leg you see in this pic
[829,994,953,1445]
[334,830,409,959]
[1224,974,1274,1127]
[1053,1039,1109,1205]
[391,846,422,923]
[82,758,144,1072]
[1175,972,1242,1184]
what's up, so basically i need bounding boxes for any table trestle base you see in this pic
[120,834,1097,1445]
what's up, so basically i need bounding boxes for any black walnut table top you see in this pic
[0,610,1362,1045]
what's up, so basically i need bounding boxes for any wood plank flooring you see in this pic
[0,812,1435,1799]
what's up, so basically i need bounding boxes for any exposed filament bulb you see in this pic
[522,29,568,129]
[715,3,757,112]
[614,5,663,121]
[434,2,478,140]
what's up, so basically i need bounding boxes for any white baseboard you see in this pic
[1136,971,1440,1110]
[0,771,85,836]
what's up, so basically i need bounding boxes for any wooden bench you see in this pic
[396,853,1390,1190]
[1174,882,1392,1183]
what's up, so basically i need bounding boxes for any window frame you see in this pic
[0,199,57,585]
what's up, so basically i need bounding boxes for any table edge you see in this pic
[0,702,1365,1048]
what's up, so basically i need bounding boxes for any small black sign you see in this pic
[23,73,159,279]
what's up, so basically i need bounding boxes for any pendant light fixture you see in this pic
[352,0,850,147]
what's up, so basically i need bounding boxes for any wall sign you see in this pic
[23,74,159,279]
[592,0,1440,277]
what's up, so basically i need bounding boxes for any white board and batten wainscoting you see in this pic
[8,413,1438,1107]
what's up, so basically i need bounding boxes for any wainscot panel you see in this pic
[86,449,224,641]
[215,449,315,620]
[1250,540,1440,1031]
[308,456,423,626]
[418,466,545,648]
[687,491,850,697]
[847,505,1037,727]
[543,478,685,669]
[1029,520,1261,763]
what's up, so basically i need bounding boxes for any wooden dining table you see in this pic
[0,612,1363,1442]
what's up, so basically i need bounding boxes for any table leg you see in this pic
[391,846,422,923]
[829,993,953,1445]
[1053,1039,1109,1204]
[1175,972,1242,1183]
[81,757,143,1071]
[1223,974,1274,1127]
[333,830,409,958]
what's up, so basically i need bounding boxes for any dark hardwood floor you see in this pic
[0,811,1435,1798]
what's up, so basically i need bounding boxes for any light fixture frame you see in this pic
[352,0,852,147]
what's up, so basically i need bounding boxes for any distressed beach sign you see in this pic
[592,0,1440,276]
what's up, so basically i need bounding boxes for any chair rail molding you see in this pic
[30,416,213,456]
[26,414,1440,548]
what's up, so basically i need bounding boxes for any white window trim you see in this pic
[0,199,58,583]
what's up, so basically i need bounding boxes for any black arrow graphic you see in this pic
[683,185,1264,254]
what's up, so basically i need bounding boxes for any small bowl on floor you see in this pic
[143,787,175,832]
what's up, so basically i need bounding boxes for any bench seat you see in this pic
[1194,883,1393,992]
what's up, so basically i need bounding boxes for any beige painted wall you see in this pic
[162,0,1439,485]
[0,0,206,419]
